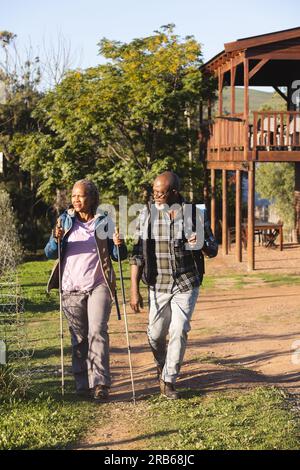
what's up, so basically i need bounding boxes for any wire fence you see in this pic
[0,190,31,398]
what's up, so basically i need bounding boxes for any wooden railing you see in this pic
[207,115,246,160]
[252,111,300,150]
[207,111,300,159]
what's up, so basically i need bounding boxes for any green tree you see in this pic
[0,31,47,250]
[256,163,295,230]
[21,25,216,205]
[0,31,78,249]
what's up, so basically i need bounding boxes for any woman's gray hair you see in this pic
[73,179,99,215]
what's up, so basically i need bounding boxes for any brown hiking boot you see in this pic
[160,380,179,400]
[93,384,110,401]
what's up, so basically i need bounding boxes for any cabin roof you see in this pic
[203,27,300,86]
[225,26,300,53]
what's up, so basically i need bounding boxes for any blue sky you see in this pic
[2,0,300,70]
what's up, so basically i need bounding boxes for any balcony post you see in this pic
[243,57,249,161]
[218,69,224,161]
[218,68,224,115]
[247,162,255,271]
[222,169,228,255]
[231,60,236,160]
[231,58,236,115]
[236,169,242,262]
[211,169,216,235]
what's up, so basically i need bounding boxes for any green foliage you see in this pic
[146,387,300,450]
[0,365,29,400]
[0,31,49,251]
[256,163,295,229]
[0,259,104,450]
[0,395,94,450]
[21,25,216,204]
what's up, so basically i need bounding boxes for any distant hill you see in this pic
[218,87,286,115]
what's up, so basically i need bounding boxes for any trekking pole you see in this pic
[114,289,122,321]
[116,231,136,405]
[57,219,65,396]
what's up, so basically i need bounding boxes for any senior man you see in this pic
[130,171,218,399]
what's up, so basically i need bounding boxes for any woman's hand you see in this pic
[113,230,123,247]
[54,220,64,241]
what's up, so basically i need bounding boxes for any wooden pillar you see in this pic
[247,163,255,271]
[230,60,236,161]
[211,169,216,235]
[218,71,224,162]
[231,59,236,115]
[218,68,223,115]
[200,102,209,208]
[243,57,249,161]
[222,169,228,255]
[287,82,296,111]
[235,169,242,262]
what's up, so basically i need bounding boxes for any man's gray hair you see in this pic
[73,179,99,215]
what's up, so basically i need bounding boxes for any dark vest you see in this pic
[141,201,211,287]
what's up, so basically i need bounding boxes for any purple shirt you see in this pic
[61,217,105,292]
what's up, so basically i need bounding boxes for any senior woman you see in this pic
[45,179,127,401]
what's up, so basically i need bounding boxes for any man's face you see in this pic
[152,179,172,206]
[152,177,178,206]
[71,184,92,213]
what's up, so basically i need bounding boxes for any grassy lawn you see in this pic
[0,259,104,450]
[143,387,300,450]
[0,258,299,449]
[213,273,300,289]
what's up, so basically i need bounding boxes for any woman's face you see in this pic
[71,184,92,214]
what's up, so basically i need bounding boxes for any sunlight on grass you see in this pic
[0,259,298,449]
[144,387,300,450]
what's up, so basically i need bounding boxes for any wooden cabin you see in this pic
[201,27,300,270]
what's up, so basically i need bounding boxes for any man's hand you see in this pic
[187,233,197,247]
[130,289,144,313]
[113,229,123,246]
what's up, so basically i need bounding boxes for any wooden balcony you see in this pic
[202,27,300,270]
[207,111,300,163]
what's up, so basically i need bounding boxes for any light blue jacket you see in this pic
[45,208,127,299]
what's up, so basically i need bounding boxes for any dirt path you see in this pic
[76,280,300,450]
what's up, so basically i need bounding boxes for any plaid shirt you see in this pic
[130,203,200,293]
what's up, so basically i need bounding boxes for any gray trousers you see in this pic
[148,285,199,384]
[62,283,112,391]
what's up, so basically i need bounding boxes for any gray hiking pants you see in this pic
[62,283,112,391]
[148,285,199,384]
